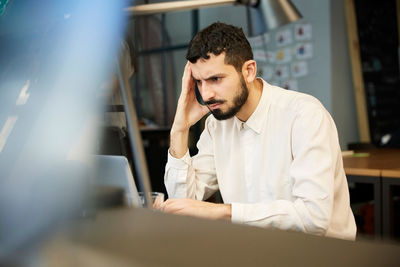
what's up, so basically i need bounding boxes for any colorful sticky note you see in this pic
[291,61,308,77]
[275,29,292,47]
[295,43,313,60]
[294,23,312,41]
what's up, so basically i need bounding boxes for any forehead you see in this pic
[190,53,237,79]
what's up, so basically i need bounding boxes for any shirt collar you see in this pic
[234,78,271,134]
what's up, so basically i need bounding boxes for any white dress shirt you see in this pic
[165,79,356,240]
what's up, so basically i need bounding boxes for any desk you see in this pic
[343,148,400,239]
[382,168,400,238]
[40,208,400,266]
[343,149,400,175]
[343,154,382,237]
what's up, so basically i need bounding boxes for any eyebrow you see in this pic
[192,73,226,81]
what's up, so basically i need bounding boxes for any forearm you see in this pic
[165,116,218,200]
[164,150,219,200]
[217,203,232,221]
[231,199,329,235]
[169,128,189,159]
[160,198,231,221]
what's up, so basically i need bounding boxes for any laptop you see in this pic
[94,155,140,208]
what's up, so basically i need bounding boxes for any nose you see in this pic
[199,82,216,103]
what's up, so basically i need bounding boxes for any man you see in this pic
[160,22,356,240]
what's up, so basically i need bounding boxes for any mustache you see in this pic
[204,99,226,105]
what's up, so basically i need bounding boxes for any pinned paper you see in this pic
[266,51,276,63]
[281,80,299,91]
[263,32,271,44]
[248,35,265,48]
[291,61,308,77]
[295,43,313,60]
[274,65,289,80]
[276,47,292,63]
[253,49,268,62]
[295,23,312,41]
[275,29,292,47]
[261,66,274,80]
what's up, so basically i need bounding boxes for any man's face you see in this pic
[190,53,249,120]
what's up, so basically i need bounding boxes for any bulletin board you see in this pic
[248,21,314,92]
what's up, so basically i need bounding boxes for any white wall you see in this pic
[199,5,248,30]
[292,0,332,112]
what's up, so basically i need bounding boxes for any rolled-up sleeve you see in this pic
[164,117,219,200]
[164,150,192,198]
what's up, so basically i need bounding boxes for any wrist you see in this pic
[169,129,189,159]
[216,204,232,221]
[170,127,189,136]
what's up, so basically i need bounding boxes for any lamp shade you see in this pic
[257,0,302,30]
[125,0,236,15]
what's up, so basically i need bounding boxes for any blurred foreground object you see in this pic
[0,0,127,262]
[40,208,400,266]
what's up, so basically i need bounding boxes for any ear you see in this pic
[241,60,257,83]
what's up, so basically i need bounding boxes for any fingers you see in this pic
[172,62,207,132]
[183,61,191,77]
[159,198,181,213]
[181,61,194,94]
[152,197,163,209]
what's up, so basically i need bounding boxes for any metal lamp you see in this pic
[125,0,302,31]
[256,0,302,30]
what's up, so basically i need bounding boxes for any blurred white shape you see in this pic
[0,116,18,152]
[64,13,71,19]
[16,80,30,106]
[0,0,127,258]
[381,134,391,145]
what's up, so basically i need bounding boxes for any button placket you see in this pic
[240,125,256,201]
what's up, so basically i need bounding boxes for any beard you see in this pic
[206,75,249,121]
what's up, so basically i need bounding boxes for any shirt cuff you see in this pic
[231,203,245,224]
[167,149,191,168]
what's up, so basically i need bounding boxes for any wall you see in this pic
[292,0,332,112]
[199,5,248,30]
[330,0,359,148]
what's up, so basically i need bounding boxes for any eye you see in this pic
[211,77,221,82]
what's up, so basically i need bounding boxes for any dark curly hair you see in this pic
[186,22,253,72]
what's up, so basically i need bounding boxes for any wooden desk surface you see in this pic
[343,148,400,177]
[381,169,400,178]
